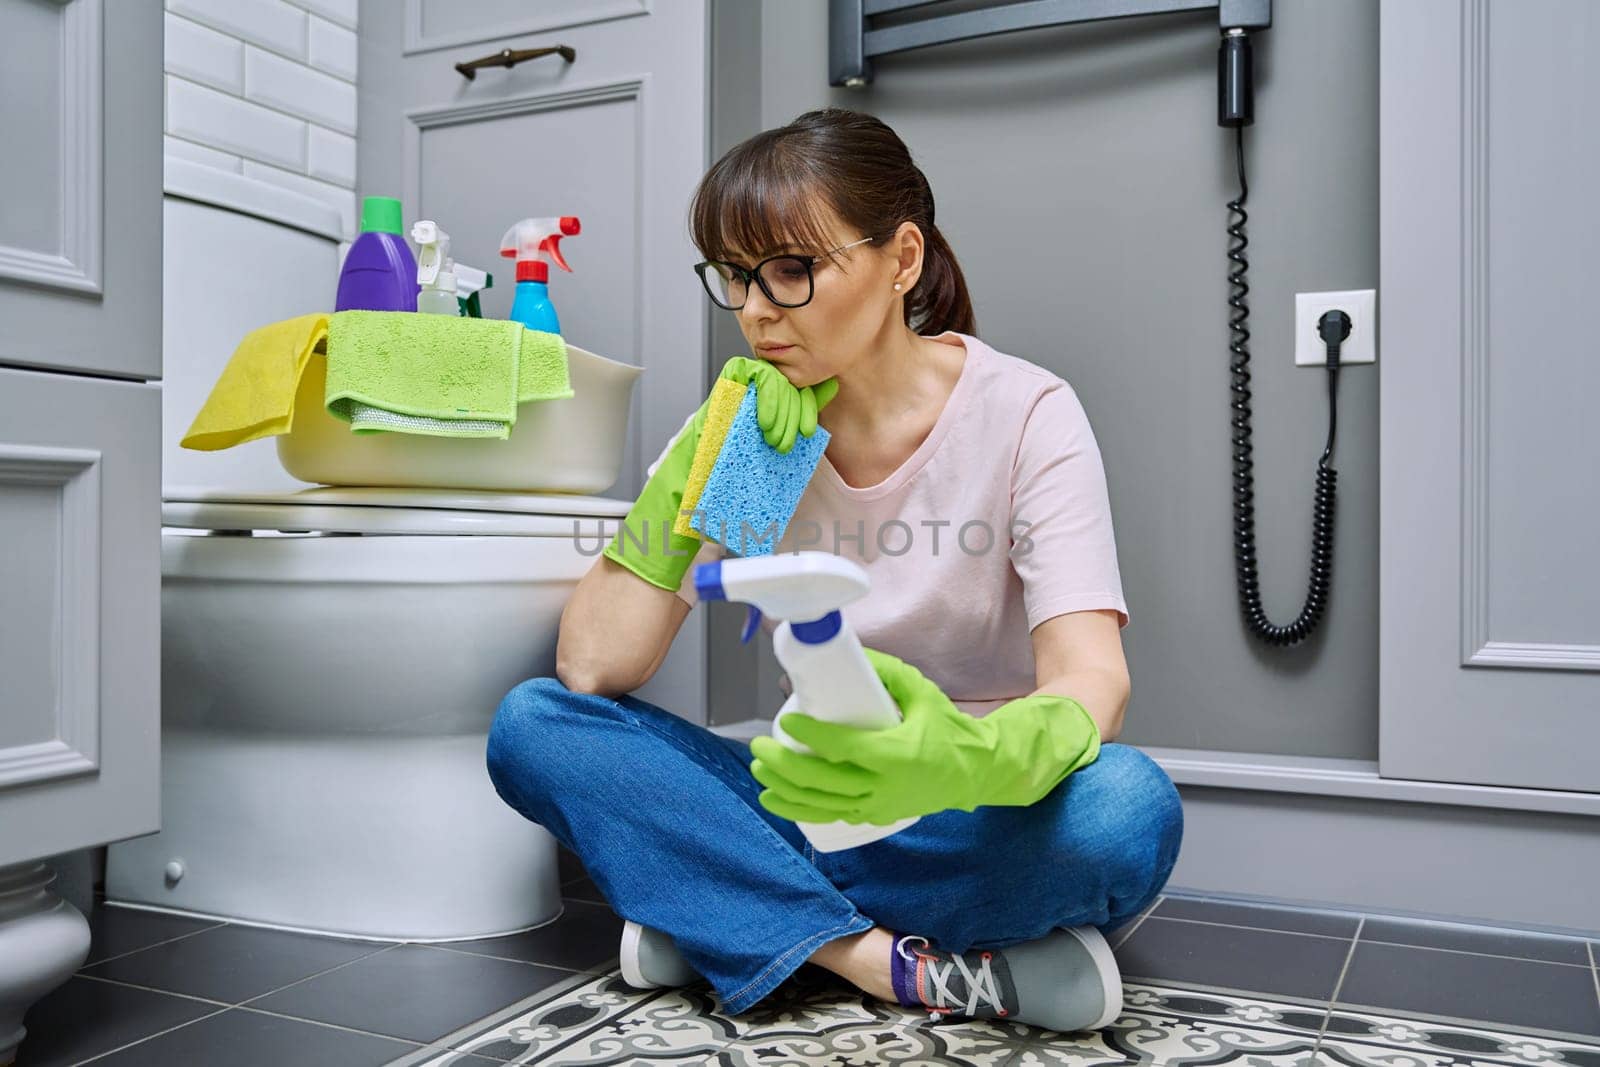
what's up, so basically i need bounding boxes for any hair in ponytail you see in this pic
[690,108,976,337]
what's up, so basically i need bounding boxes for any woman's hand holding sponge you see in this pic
[602,356,839,592]
[728,357,840,454]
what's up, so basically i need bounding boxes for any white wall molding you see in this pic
[1143,744,1600,817]
[0,445,102,790]
[0,0,102,295]
[401,74,650,488]
[164,157,343,242]
[401,0,649,57]
[1457,0,1600,675]
[1157,744,1600,938]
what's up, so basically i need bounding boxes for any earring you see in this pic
[894,283,902,291]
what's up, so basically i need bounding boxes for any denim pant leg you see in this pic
[484,676,875,1016]
[807,743,1185,955]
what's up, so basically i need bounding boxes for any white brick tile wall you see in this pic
[285,0,357,32]
[307,126,356,187]
[165,13,243,94]
[167,76,307,172]
[308,15,357,81]
[163,0,357,238]
[243,161,358,238]
[167,0,308,63]
[244,45,356,135]
[164,135,243,174]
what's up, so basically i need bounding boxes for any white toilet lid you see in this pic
[162,486,632,537]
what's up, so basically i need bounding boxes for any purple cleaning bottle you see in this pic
[335,196,419,311]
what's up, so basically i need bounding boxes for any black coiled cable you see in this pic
[1226,125,1346,647]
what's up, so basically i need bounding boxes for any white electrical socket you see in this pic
[1295,289,1376,366]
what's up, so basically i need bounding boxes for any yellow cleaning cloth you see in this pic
[180,313,329,451]
[673,376,748,540]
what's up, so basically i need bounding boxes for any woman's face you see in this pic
[720,211,916,388]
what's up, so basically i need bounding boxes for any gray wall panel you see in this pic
[747,0,1379,758]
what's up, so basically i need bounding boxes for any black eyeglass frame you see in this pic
[693,233,886,310]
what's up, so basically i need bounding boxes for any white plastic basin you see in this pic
[277,340,644,493]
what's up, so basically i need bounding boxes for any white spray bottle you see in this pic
[411,220,460,315]
[694,551,919,852]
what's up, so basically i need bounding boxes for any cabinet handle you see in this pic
[455,45,576,81]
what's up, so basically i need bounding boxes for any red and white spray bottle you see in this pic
[498,216,580,333]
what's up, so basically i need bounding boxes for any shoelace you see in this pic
[898,935,1008,1022]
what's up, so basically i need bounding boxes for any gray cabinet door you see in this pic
[358,0,712,719]
[0,368,161,862]
[0,0,163,863]
[1379,0,1599,793]
[0,0,162,381]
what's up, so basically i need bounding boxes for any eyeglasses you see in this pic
[694,234,882,310]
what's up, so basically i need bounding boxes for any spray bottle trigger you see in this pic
[740,605,762,644]
[542,235,573,273]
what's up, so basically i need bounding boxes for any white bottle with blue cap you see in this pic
[695,551,920,852]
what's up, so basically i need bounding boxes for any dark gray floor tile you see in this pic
[1359,916,1593,966]
[17,975,220,1067]
[242,943,574,1047]
[557,844,586,885]
[444,899,624,972]
[84,903,227,966]
[560,873,610,906]
[1105,896,1164,948]
[1337,940,1600,1038]
[1155,896,1361,939]
[1114,916,1350,1003]
[79,921,393,1004]
[83,1006,423,1066]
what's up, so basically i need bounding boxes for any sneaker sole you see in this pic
[619,920,656,989]
[1064,925,1123,1030]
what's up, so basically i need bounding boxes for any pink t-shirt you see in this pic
[651,331,1129,718]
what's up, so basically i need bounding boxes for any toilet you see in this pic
[106,166,644,941]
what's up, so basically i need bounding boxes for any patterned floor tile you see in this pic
[381,969,1600,1067]
[721,1017,1021,1065]
[379,970,741,1064]
[1073,983,1329,1065]
[715,965,1025,1063]
[1315,1001,1600,1067]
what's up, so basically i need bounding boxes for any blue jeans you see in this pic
[485,676,1184,1017]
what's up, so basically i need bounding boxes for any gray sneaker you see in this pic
[619,920,700,989]
[893,925,1123,1033]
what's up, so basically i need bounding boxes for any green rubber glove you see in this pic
[721,356,840,454]
[748,647,1102,826]
[601,357,839,592]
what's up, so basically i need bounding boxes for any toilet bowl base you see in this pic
[105,729,561,941]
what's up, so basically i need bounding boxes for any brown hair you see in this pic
[689,108,976,337]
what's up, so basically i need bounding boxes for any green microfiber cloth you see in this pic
[324,310,574,439]
[514,330,573,406]
[689,385,830,556]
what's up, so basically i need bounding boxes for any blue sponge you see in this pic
[688,386,830,556]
